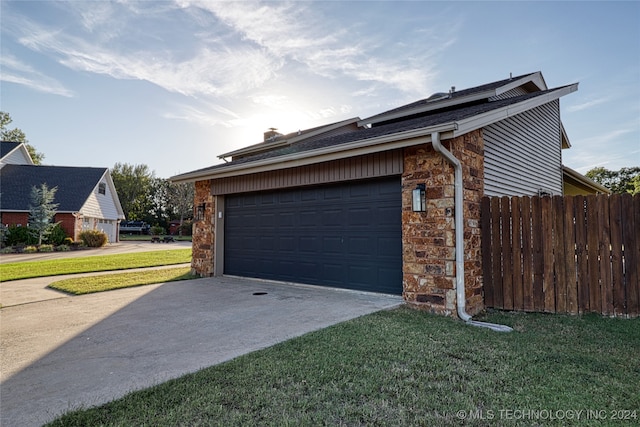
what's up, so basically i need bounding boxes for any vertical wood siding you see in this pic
[483,100,563,196]
[211,149,403,195]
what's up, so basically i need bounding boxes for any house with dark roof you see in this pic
[171,71,604,318]
[0,142,124,243]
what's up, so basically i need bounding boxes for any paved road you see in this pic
[0,244,403,427]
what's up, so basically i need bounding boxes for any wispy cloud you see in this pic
[567,96,610,112]
[0,54,74,97]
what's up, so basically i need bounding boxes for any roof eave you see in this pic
[453,83,579,136]
[171,123,458,183]
[562,165,611,194]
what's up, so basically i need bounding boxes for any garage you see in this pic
[224,177,402,294]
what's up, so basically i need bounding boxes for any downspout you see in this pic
[431,132,513,333]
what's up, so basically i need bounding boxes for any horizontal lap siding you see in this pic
[484,101,563,197]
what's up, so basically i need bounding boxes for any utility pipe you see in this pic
[431,132,513,333]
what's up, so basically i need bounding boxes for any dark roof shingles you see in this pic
[0,165,107,211]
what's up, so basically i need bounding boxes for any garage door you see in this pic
[224,177,402,294]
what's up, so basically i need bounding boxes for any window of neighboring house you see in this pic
[98,183,106,195]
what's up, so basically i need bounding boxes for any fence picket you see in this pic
[481,194,638,318]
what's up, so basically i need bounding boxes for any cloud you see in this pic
[0,54,74,97]
[567,96,610,112]
[163,102,241,127]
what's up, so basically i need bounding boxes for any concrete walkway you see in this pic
[0,274,402,426]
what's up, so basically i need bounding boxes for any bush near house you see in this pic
[79,230,108,248]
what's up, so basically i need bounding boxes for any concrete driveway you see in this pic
[0,275,402,426]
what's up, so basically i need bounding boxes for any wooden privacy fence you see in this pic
[481,194,639,318]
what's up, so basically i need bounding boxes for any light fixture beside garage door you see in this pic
[412,184,426,212]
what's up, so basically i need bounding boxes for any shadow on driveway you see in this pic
[0,277,402,426]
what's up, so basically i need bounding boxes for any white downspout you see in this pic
[431,132,513,333]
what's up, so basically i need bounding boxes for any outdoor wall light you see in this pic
[195,202,206,221]
[412,184,426,212]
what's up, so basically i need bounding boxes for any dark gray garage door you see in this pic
[224,177,402,294]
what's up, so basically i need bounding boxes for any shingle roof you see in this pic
[177,86,564,178]
[0,141,22,159]
[0,164,107,212]
[364,72,538,122]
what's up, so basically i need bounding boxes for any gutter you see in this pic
[431,131,513,333]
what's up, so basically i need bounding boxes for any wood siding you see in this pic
[482,194,639,318]
[483,100,563,196]
[211,150,403,195]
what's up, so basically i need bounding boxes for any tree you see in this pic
[28,183,59,245]
[586,166,640,195]
[167,182,194,235]
[0,111,44,164]
[111,162,155,220]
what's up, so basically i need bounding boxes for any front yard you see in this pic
[47,308,639,426]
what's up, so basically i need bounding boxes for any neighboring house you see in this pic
[562,165,610,195]
[171,71,598,317]
[0,141,125,243]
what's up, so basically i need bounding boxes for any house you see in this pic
[171,71,596,317]
[0,141,125,243]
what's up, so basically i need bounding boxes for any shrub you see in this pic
[24,245,38,253]
[39,244,54,252]
[64,237,74,245]
[45,224,68,245]
[55,244,70,252]
[5,225,37,246]
[150,226,166,236]
[79,230,108,247]
[1,247,15,254]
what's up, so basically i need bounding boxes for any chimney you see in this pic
[264,127,282,142]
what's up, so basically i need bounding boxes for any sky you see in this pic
[1,1,639,179]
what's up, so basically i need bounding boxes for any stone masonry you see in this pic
[191,180,215,277]
[401,129,485,316]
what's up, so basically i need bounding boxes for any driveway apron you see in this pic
[0,276,402,426]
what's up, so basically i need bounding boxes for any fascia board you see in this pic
[454,84,578,137]
[171,123,457,182]
[358,91,496,127]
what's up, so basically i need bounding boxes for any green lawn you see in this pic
[47,308,639,426]
[48,267,195,294]
[0,249,192,282]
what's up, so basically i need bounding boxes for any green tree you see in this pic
[586,166,640,195]
[167,182,194,235]
[0,111,44,164]
[28,183,60,245]
[111,163,154,220]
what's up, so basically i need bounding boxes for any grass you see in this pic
[47,308,639,426]
[48,267,195,295]
[0,249,192,282]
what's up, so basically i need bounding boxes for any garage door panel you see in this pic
[225,177,401,294]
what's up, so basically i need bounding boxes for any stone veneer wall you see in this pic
[401,129,485,316]
[192,180,215,277]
